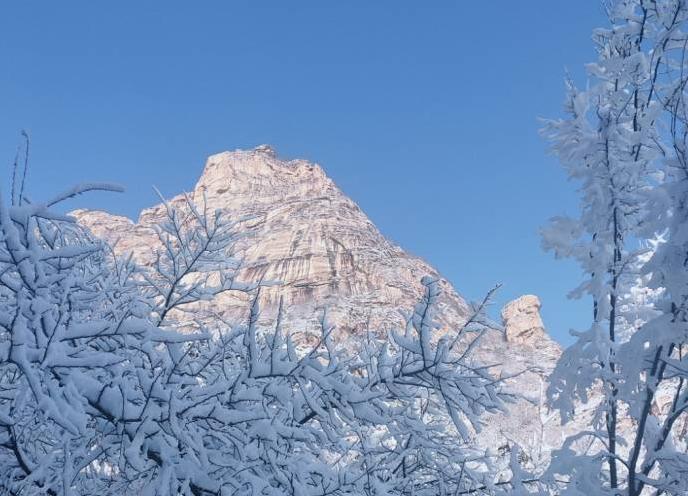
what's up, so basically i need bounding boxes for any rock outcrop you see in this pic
[503,295,546,343]
[73,145,565,455]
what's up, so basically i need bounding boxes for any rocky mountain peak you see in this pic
[192,147,332,211]
[73,147,564,455]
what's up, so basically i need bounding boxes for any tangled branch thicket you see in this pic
[0,179,525,495]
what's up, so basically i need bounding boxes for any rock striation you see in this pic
[73,145,565,455]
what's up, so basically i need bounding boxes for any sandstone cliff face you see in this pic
[73,145,565,455]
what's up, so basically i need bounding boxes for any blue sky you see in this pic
[0,2,608,345]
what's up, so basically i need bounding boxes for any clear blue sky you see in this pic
[0,2,608,345]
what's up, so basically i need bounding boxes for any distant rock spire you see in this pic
[501,295,546,344]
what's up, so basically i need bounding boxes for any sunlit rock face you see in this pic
[74,146,473,337]
[73,145,566,455]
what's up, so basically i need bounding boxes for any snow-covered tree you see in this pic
[543,1,688,494]
[0,162,529,494]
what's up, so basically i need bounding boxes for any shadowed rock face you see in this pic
[73,145,566,454]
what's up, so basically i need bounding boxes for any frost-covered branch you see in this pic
[543,2,688,494]
[0,172,533,495]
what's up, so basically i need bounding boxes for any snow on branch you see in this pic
[0,178,534,495]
